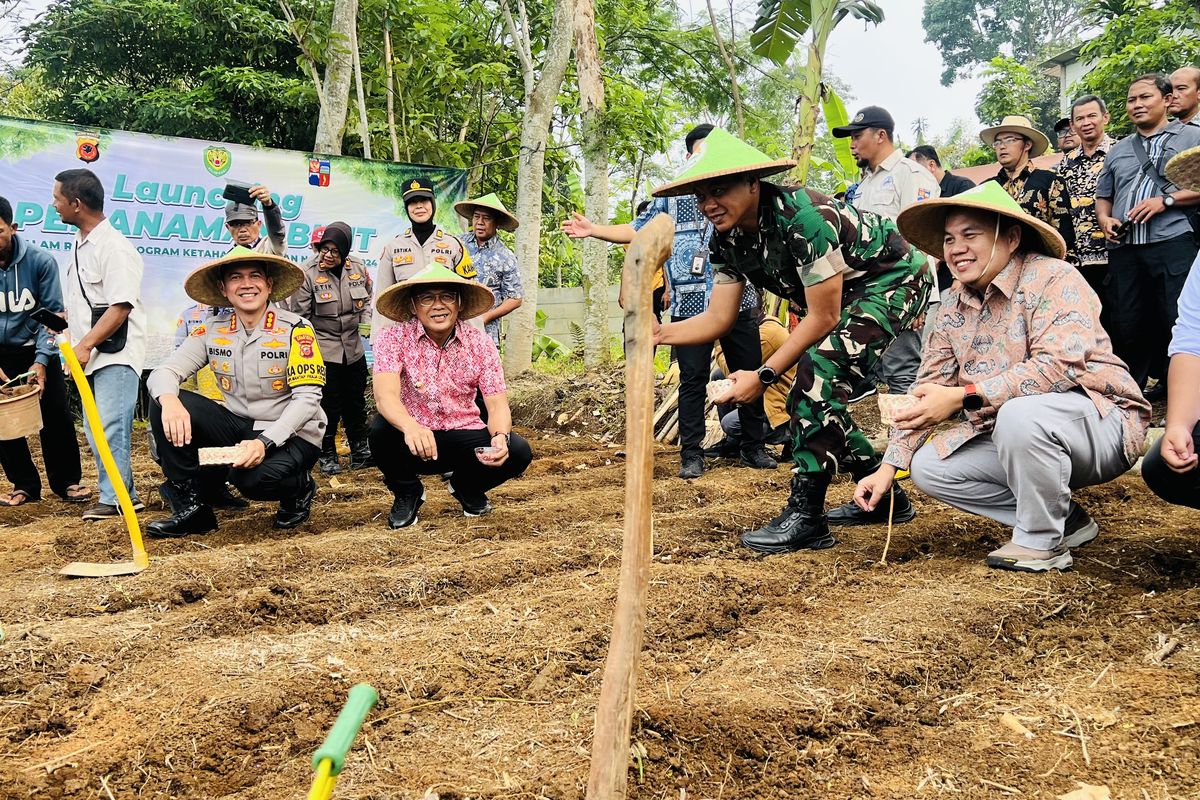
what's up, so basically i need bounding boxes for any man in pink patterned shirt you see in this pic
[853,183,1150,573]
[368,265,533,528]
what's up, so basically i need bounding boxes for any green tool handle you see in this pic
[312,683,378,776]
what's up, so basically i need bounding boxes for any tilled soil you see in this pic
[0,404,1197,799]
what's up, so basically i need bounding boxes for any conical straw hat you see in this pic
[1165,145,1200,191]
[454,192,520,231]
[896,181,1066,261]
[375,263,495,323]
[183,247,305,307]
[979,114,1051,158]
[652,128,795,197]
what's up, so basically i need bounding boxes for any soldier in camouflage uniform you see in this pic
[653,128,930,555]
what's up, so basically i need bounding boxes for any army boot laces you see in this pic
[741,473,836,554]
[349,440,375,470]
[147,479,218,539]
[274,475,317,529]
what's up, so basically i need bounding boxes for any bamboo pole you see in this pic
[587,213,673,799]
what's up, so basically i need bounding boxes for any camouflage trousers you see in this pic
[786,248,931,475]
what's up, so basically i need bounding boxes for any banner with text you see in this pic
[0,115,467,366]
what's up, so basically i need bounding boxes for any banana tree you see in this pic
[750,0,882,182]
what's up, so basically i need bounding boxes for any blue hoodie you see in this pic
[0,234,64,366]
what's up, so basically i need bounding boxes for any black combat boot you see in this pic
[274,475,316,529]
[741,472,835,554]
[319,443,342,475]
[147,480,218,538]
[348,439,375,470]
[826,459,916,526]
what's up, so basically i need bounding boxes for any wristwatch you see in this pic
[757,366,779,386]
[962,384,984,412]
[255,433,276,452]
[1164,193,1177,208]
[491,432,511,446]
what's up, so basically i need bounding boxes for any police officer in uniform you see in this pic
[287,221,374,474]
[225,182,286,256]
[373,177,473,338]
[145,248,328,537]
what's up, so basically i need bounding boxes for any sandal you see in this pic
[0,490,33,507]
[61,484,92,503]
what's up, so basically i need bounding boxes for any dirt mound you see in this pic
[0,401,1196,798]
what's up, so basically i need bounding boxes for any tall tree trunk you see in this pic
[500,0,574,376]
[383,12,401,161]
[314,0,357,154]
[788,1,834,182]
[574,0,610,368]
[351,16,371,159]
[706,0,744,137]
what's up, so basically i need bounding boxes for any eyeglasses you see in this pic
[991,135,1027,149]
[414,291,460,307]
[318,245,340,256]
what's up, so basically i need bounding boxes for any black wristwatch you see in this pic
[256,433,276,452]
[1164,193,1177,208]
[491,431,511,446]
[757,366,779,386]
[962,384,984,412]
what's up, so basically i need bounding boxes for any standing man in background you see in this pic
[456,193,524,350]
[835,105,940,398]
[224,182,286,256]
[1170,66,1200,126]
[53,168,147,521]
[907,145,976,198]
[1054,117,1079,152]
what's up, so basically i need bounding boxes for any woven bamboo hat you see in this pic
[651,128,795,197]
[1165,145,1200,191]
[454,192,520,232]
[896,181,1067,261]
[375,263,495,323]
[979,114,1050,158]
[184,247,305,307]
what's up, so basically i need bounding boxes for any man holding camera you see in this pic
[1097,73,1200,390]
[53,168,148,521]
[225,182,286,256]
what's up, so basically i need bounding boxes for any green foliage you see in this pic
[1075,0,1200,134]
[922,0,1087,86]
[975,56,1060,137]
[532,309,568,361]
[750,0,882,65]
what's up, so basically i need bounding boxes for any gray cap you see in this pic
[224,202,259,223]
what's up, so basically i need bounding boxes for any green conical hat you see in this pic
[651,128,796,197]
[454,192,520,231]
[183,246,306,307]
[896,180,1066,261]
[375,263,495,323]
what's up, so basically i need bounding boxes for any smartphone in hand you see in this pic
[32,307,69,333]
[222,180,256,206]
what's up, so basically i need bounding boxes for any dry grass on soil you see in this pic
[0,373,1196,799]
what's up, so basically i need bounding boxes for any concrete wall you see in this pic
[530,285,622,350]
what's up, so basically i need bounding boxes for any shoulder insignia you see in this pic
[263,311,276,330]
[287,326,326,388]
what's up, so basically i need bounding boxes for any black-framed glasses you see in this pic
[414,291,459,307]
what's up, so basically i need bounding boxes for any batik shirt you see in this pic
[883,253,1150,472]
[632,195,756,318]
[1056,136,1117,266]
[463,232,524,346]
[709,183,913,305]
[988,164,1076,260]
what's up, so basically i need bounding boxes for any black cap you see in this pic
[402,178,435,203]
[832,106,895,138]
[1054,117,1072,133]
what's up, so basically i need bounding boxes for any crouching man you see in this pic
[854,183,1150,572]
[145,249,328,536]
[369,264,532,528]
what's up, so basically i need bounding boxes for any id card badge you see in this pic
[690,245,709,276]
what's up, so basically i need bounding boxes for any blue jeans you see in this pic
[82,365,141,506]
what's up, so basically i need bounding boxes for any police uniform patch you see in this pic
[434,256,447,265]
[263,339,286,348]
[287,326,326,387]
[355,300,365,309]
[316,275,330,284]
[219,375,232,392]
[271,379,285,391]
[213,337,232,345]
[349,273,361,281]
[191,326,206,337]
[319,291,334,301]
[455,260,478,279]
[916,188,931,201]
[268,365,283,375]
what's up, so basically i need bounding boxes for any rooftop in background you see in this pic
[1039,44,1099,116]
[952,154,1065,186]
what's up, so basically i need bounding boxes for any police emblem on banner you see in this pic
[76,133,100,163]
[204,146,232,177]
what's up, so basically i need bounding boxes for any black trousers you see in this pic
[675,307,766,460]
[1142,423,1200,510]
[322,357,369,450]
[369,417,532,497]
[1107,235,1198,386]
[150,390,319,501]
[0,346,82,500]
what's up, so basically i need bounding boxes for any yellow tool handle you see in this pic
[307,759,336,800]
[57,337,148,569]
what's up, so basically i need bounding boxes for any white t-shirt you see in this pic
[66,217,147,376]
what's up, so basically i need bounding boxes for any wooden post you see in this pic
[586,213,673,799]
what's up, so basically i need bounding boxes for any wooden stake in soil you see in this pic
[587,213,673,800]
